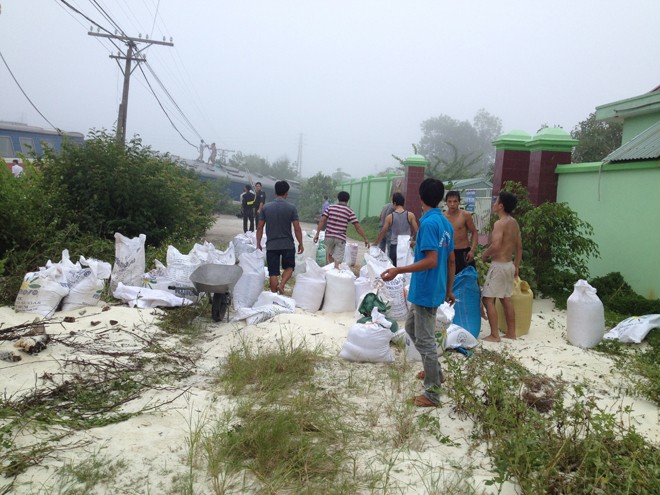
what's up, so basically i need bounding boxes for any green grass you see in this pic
[347,215,380,244]
[214,334,324,397]
[445,349,660,494]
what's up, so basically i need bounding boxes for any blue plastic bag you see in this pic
[452,266,481,338]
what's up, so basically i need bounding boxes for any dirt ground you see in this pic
[204,213,370,264]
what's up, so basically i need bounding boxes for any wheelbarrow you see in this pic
[189,263,243,322]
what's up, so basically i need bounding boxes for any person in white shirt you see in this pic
[11,160,23,177]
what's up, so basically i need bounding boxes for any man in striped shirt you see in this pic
[313,191,369,269]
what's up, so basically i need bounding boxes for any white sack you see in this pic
[233,233,257,260]
[165,245,197,285]
[14,267,70,317]
[193,241,235,265]
[364,248,394,283]
[396,235,414,285]
[603,314,660,344]
[567,280,605,349]
[444,323,479,349]
[232,304,294,325]
[354,277,373,309]
[113,283,191,308]
[339,322,394,362]
[292,258,326,312]
[405,334,422,362]
[233,250,266,309]
[380,276,408,320]
[254,291,297,311]
[322,267,356,313]
[294,232,318,276]
[142,260,175,292]
[110,233,146,293]
[343,242,359,267]
[436,302,455,325]
[80,255,112,280]
[61,258,105,311]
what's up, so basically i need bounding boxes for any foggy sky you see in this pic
[2,0,659,178]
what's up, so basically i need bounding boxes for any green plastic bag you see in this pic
[316,239,326,266]
[356,292,399,332]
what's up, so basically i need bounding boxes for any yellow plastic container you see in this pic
[495,277,533,337]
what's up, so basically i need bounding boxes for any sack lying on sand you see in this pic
[113,283,192,309]
[603,314,660,344]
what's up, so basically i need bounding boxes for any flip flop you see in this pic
[407,395,439,407]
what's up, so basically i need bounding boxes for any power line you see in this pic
[138,63,197,149]
[59,0,113,36]
[149,0,161,38]
[144,61,203,141]
[0,49,61,133]
[89,0,126,36]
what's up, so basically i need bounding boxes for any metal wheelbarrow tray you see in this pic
[189,264,243,322]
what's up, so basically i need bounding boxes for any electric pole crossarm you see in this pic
[88,31,173,145]
[88,31,173,47]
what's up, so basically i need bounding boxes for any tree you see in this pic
[270,156,299,180]
[298,172,337,222]
[331,168,351,182]
[228,152,270,175]
[418,108,502,176]
[426,142,483,181]
[571,112,623,163]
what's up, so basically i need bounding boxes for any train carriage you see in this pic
[1,121,84,170]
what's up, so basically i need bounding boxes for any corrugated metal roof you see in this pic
[604,120,660,162]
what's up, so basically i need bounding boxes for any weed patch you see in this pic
[445,350,660,494]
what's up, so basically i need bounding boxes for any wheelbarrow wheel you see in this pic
[212,293,228,322]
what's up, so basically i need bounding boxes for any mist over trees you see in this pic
[226,152,300,180]
[417,108,502,180]
[570,112,623,163]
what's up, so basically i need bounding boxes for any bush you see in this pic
[497,182,599,300]
[38,130,217,247]
[0,130,222,305]
[591,272,660,316]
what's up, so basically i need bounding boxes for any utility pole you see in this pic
[296,133,303,176]
[218,148,235,165]
[88,30,173,145]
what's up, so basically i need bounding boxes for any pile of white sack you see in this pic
[14,249,111,317]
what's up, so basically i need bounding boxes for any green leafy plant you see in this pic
[38,129,217,247]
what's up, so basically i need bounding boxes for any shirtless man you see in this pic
[481,191,522,341]
[443,191,478,274]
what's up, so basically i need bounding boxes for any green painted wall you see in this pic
[622,114,660,143]
[339,174,397,220]
[556,162,660,299]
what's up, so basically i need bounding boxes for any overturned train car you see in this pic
[178,158,300,205]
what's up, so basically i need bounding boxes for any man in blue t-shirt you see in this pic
[381,178,455,407]
[256,180,304,294]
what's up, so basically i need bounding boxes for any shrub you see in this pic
[497,182,599,300]
[38,130,217,247]
[591,272,660,316]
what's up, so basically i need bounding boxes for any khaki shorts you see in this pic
[324,237,345,263]
[482,261,515,298]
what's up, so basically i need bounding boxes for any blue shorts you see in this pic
[266,249,295,277]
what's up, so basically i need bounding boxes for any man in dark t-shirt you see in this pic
[254,181,266,215]
[256,181,304,294]
[241,184,256,232]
